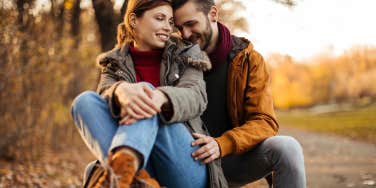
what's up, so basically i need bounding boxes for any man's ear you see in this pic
[208,5,218,22]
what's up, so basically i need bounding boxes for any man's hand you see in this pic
[191,133,221,164]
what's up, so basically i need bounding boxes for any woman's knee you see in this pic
[71,91,102,115]
[72,91,100,108]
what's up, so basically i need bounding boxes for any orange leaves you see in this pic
[269,46,376,109]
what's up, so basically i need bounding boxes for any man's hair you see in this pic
[172,0,215,14]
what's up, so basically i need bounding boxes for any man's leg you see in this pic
[146,123,208,188]
[221,136,306,188]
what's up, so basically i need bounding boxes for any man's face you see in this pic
[174,1,213,50]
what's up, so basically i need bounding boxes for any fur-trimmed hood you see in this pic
[96,36,211,71]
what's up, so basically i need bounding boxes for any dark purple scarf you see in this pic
[208,22,232,70]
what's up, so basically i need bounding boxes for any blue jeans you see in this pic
[71,91,207,188]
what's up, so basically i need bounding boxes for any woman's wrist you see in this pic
[156,89,173,120]
[155,89,168,105]
[114,81,127,104]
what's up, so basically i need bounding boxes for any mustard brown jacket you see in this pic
[214,36,279,157]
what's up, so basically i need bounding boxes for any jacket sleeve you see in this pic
[215,50,279,157]
[96,67,123,119]
[157,65,207,124]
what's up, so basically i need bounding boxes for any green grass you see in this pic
[277,104,376,143]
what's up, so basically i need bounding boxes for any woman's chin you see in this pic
[152,42,167,49]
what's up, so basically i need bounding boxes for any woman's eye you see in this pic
[156,17,164,21]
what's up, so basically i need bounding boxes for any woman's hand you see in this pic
[146,89,169,110]
[115,82,160,125]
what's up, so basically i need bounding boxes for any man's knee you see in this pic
[265,136,304,162]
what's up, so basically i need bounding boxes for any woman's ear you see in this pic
[208,5,218,22]
[128,13,137,28]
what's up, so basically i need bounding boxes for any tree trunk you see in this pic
[120,0,128,20]
[56,0,65,39]
[16,0,34,65]
[92,0,116,51]
[71,0,81,48]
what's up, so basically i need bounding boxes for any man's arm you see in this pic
[215,49,279,157]
[192,50,279,163]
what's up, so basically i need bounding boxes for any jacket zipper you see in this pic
[163,45,176,86]
[115,58,136,83]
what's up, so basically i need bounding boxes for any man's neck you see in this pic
[205,22,219,54]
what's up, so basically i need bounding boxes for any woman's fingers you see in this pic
[129,101,154,118]
[142,86,161,112]
[133,98,158,116]
[143,86,154,98]
[138,90,161,112]
[125,106,144,120]
[119,115,136,125]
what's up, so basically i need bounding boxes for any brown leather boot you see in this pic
[131,169,161,188]
[109,150,138,188]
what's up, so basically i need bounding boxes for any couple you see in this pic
[71,0,306,187]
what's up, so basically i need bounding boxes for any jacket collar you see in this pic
[96,36,211,71]
[228,35,254,62]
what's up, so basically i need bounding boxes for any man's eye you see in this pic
[186,21,196,27]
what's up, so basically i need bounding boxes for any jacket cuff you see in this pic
[215,133,236,157]
[156,86,177,123]
[107,81,123,119]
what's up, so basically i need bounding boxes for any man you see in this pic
[172,0,306,187]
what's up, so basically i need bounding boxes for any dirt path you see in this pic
[1,127,375,188]
[280,127,376,188]
[247,127,376,188]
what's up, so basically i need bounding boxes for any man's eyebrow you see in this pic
[184,20,197,25]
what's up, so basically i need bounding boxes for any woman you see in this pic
[71,0,227,188]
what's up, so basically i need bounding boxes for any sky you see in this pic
[237,0,376,60]
[34,0,376,60]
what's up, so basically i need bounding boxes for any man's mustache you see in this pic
[188,33,201,43]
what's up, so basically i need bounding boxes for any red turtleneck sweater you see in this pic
[129,45,163,87]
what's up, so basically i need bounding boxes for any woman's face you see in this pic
[133,5,173,51]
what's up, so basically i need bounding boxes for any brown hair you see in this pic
[172,0,214,15]
[116,0,172,48]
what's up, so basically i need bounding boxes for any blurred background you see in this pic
[0,0,375,187]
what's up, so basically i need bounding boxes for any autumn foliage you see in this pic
[269,48,376,109]
[1,0,375,162]
[0,7,99,160]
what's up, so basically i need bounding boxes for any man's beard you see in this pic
[189,17,212,50]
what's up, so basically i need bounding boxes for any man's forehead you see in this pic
[174,2,203,24]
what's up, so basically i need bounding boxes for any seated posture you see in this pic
[172,0,307,187]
